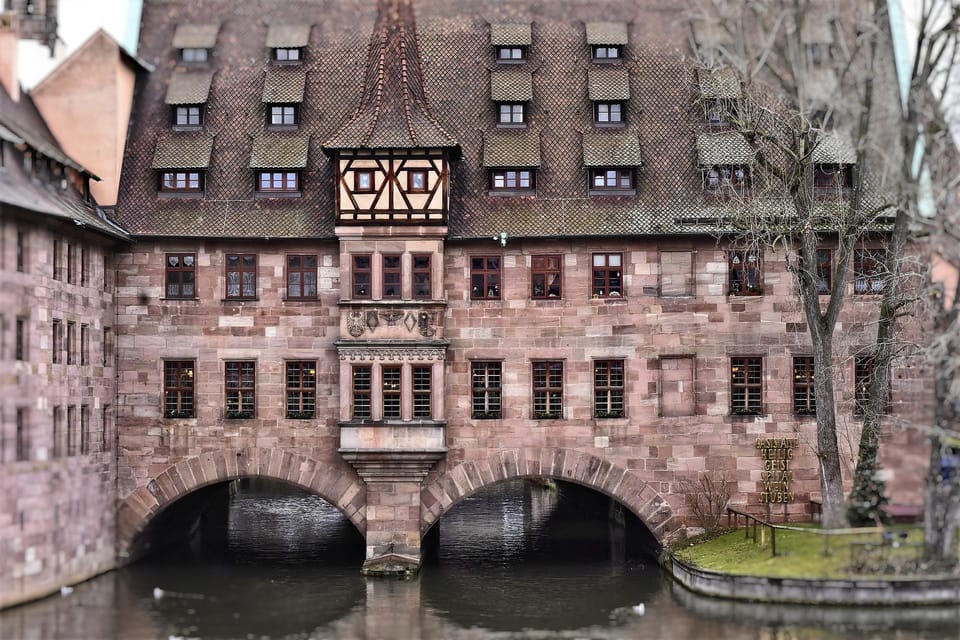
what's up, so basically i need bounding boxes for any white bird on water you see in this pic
[632,603,645,615]
[153,587,164,599]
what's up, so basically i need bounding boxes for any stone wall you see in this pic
[0,214,118,608]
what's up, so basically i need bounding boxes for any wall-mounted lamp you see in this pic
[493,231,508,247]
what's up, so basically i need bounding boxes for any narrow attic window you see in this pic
[498,103,526,126]
[705,98,738,129]
[274,47,302,63]
[592,45,621,62]
[173,105,202,129]
[594,102,623,125]
[586,22,627,63]
[181,48,208,63]
[703,165,750,199]
[256,170,300,195]
[160,171,204,193]
[497,46,526,62]
[589,168,634,194]
[813,164,853,200]
[268,104,298,127]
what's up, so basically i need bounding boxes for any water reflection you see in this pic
[2,478,958,639]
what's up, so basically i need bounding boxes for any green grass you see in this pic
[674,525,925,579]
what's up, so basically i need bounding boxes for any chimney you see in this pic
[0,9,20,101]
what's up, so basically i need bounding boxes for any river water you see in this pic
[2,479,958,639]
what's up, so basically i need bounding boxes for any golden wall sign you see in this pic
[756,438,798,503]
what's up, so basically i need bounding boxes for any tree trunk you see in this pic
[808,323,846,528]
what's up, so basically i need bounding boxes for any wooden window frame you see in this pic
[854,248,885,295]
[273,47,302,62]
[497,102,526,126]
[594,101,624,125]
[589,168,634,193]
[164,360,195,418]
[413,366,432,419]
[793,356,816,415]
[854,356,891,416]
[80,247,89,286]
[67,405,76,456]
[286,254,317,300]
[103,327,113,367]
[382,254,402,299]
[225,253,257,300]
[490,169,535,193]
[496,46,526,62]
[531,254,562,299]
[470,255,501,300]
[382,366,402,419]
[594,359,625,418]
[592,45,622,62]
[412,254,432,300]
[16,229,24,272]
[592,252,623,298]
[15,408,26,462]
[286,361,316,419]
[165,253,197,299]
[268,104,298,127]
[53,238,62,280]
[80,405,89,455]
[160,170,204,193]
[728,250,763,296]
[225,361,256,419]
[472,361,502,419]
[532,360,563,419]
[15,317,25,361]
[408,170,428,193]
[354,170,375,193]
[173,105,203,128]
[352,365,372,419]
[80,324,89,366]
[66,321,76,365]
[730,357,763,415]
[352,254,372,299]
[101,405,111,453]
[52,406,62,459]
[180,47,208,63]
[67,243,75,284]
[256,170,300,194]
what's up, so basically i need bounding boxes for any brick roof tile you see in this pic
[582,133,641,167]
[585,22,628,45]
[266,24,312,48]
[490,70,533,102]
[249,135,310,168]
[588,68,630,101]
[697,67,741,99]
[151,136,214,169]
[172,23,220,49]
[262,68,306,103]
[483,132,541,167]
[697,132,755,166]
[490,23,531,46]
[164,72,213,105]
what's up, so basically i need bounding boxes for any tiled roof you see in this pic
[582,133,641,167]
[812,130,856,164]
[165,72,213,105]
[0,84,126,240]
[115,0,900,240]
[585,22,628,45]
[588,68,630,101]
[151,136,214,169]
[266,24,312,48]
[490,70,533,102]
[249,135,310,168]
[490,23,531,46]
[483,132,541,167]
[172,23,220,49]
[323,0,457,150]
[697,132,755,165]
[262,68,306,103]
[697,67,740,99]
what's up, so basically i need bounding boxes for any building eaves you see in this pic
[585,22,628,45]
[262,68,306,103]
[151,136,215,169]
[582,133,641,167]
[697,132,755,165]
[483,132,541,167]
[249,136,310,169]
[490,23,531,46]
[588,68,630,101]
[266,24,312,48]
[165,72,213,105]
[172,23,220,49]
[490,70,533,102]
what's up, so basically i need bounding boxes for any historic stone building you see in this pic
[0,1,130,607]
[0,0,934,605]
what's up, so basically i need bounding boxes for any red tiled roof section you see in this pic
[323,0,458,151]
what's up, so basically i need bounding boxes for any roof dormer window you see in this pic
[586,22,627,64]
[592,45,621,62]
[173,105,203,129]
[274,47,302,63]
[497,46,526,62]
[491,23,531,65]
[180,47,208,63]
[172,23,219,64]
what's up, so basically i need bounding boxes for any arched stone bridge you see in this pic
[117,446,678,572]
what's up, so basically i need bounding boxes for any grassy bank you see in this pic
[673,525,926,579]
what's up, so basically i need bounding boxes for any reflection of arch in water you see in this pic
[421,447,679,545]
[116,448,366,560]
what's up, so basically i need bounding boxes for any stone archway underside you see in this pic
[116,447,366,557]
[420,447,681,543]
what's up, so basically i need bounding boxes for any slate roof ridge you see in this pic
[322,0,458,151]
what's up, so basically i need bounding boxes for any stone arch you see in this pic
[420,447,680,544]
[116,447,366,559]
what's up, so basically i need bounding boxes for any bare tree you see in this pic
[689,0,903,528]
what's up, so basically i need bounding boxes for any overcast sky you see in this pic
[17,0,141,88]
